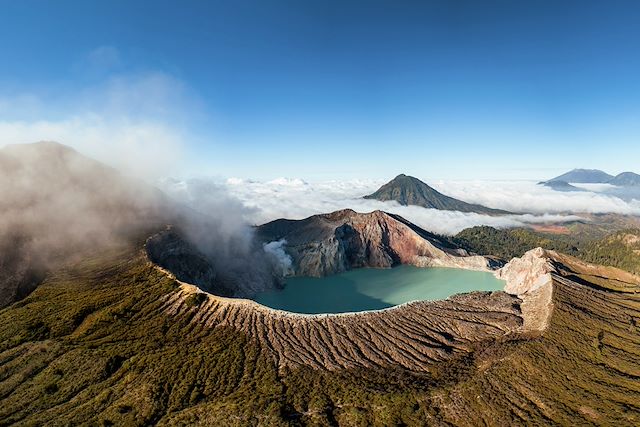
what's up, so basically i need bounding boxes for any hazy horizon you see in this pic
[2,1,640,180]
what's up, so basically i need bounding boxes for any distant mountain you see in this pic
[609,172,640,186]
[363,174,510,215]
[3,147,640,426]
[545,168,613,184]
[539,180,584,192]
[543,169,640,189]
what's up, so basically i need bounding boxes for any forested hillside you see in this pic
[454,226,640,275]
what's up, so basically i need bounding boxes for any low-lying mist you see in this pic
[0,142,286,305]
[163,176,640,236]
[4,140,640,305]
[161,179,290,297]
[0,141,178,306]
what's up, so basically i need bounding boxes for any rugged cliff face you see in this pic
[146,228,282,298]
[257,209,502,277]
[153,245,638,378]
[495,247,555,332]
[146,228,234,297]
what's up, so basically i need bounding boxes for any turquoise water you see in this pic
[253,266,505,314]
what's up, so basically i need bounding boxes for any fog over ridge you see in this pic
[162,176,640,236]
[0,142,287,306]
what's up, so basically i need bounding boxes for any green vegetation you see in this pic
[454,226,640,275]
[581,230,640,275]
[0,245,481,425]
[185,292,207,307]
[454,226,579,260]
[1,240,639,425]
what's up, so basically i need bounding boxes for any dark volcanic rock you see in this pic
[364,174,509,214]
[146,227,283,298]
[0,231,47,308]
[146,229,234,297]
[539,179,584,192]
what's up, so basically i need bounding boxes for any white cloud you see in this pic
[263,239,293,276]
[0,115,184,179]
[160,177,638,236]
[430,180,640,216]
[0,50,196,179]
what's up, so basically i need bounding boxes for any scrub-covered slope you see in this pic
[455,225,640,275]
[0,243,638,425]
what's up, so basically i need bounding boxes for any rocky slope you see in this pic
[363,174,509,214]
[156,247,558,372]
[2,145,639,424]
[146,227,281,298]
[256,208,501,278]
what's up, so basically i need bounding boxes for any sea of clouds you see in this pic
[161,177,640,236]
[3,46,639,239]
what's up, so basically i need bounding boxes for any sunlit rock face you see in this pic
[256,209,502,277]
[497,247,555,295]
[496,247,556,332]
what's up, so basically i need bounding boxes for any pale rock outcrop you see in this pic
[496,247,556,333]
[496,247,555,295]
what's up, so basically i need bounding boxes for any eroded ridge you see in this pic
[159,280,522,372]
[151,248,587,372]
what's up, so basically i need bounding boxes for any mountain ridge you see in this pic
[255,208,500,277]
[2,239,639,424]
[363,174,510,215]
[544,168,614,184]
[2,142,640,424]
[609,171,640,186]
[0,141,175,308]
[538,179,584,192]
[543,168,640,187]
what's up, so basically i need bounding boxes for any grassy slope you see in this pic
[1,243,639,425]
[455,225,640,275]
[0,245,441,426]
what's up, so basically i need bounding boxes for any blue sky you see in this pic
[1,1,640,180]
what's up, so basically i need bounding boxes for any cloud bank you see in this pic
[0,48,194,179]
[161,177,640,236]
[431,180,640,216]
